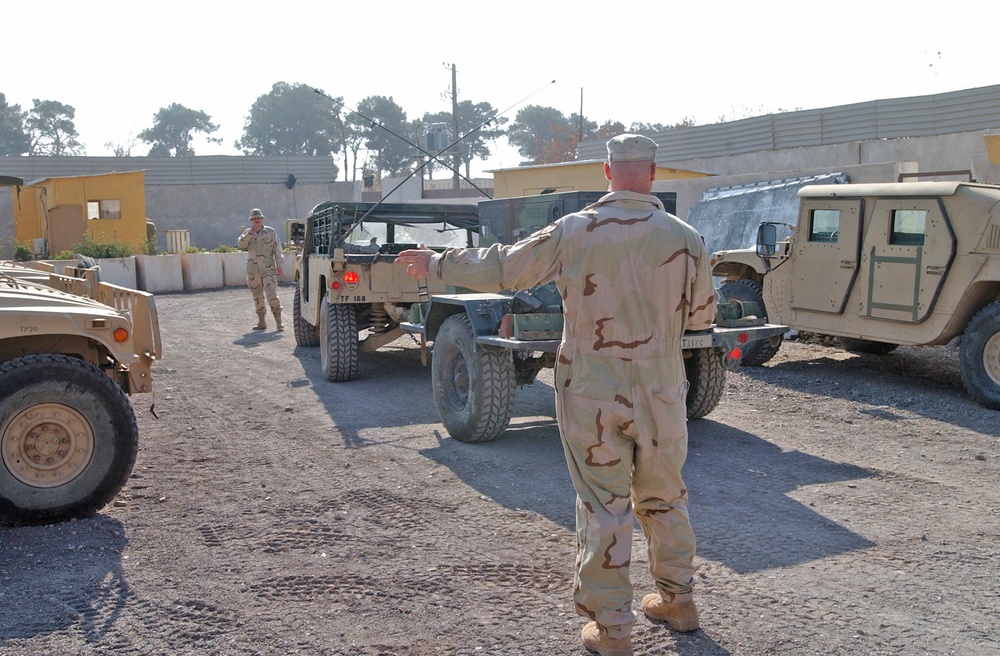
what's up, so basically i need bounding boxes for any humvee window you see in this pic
[809,209,840,242]
[890,209,927,246]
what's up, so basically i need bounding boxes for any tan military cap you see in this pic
[249,208,264,218]
[607,134,657,162]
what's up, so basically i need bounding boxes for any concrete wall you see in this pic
[143,180,360,252]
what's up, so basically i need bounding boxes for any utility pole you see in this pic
[444,62,461,190]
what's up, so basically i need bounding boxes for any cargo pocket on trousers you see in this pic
[652,379,689,425]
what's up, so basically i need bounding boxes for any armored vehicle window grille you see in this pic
[809,209,841,243]
[890,209,927,246]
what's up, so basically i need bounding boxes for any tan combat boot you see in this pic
[253,316,267,330]
[641,592,699,632]
[581,621,633,656]
[273,311,284,331]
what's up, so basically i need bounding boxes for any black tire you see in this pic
[837,337,898,355]
[0,354,138,526]
[685,348,727,420]
[320,297,359,382]
[293,286,319,347]
[432,314,514,443]
[720,279,782,366]
[959,301,1000,409]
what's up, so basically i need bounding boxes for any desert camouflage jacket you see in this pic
[239,225,284,275]
[430,190,716,360]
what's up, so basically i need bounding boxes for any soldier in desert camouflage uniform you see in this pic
[396,134,716,656]
[238,208,284,331]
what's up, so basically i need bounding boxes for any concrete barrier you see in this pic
[97,257,138,289]
[222,252,247,287]
[181,252,225,290]
[135,255,184,293]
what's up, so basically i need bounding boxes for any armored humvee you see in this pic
[292,200,479,381]
[1,180,162,525]
[711,180,1000,409]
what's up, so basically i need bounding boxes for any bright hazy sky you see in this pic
[4,1,997,177]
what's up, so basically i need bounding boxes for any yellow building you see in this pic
[14,170,147,257]
[489,160,709,199]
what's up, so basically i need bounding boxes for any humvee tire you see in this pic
[837,337,899,355]
[293,286,319,347]
[685,348,726,420]
[720,279,781,366]
[432,314,514,443]
[320,296,358,381]
[959,301,1000,410]
[0,354,139,526]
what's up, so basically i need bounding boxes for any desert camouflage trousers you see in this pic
[554,351,696,636]
[247,272,282,319]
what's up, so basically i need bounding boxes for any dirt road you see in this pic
[1,286,997,655]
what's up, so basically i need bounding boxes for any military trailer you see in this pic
[292,200,479,381]
[711,180,1000,409]
[0,212,161,523]
[400,191,788,443]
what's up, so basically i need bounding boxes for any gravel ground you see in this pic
[1,285,997,655]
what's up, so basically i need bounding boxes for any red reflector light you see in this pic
[113,328,129,343]
[344,271,360,284]
[737,331,749,344]
[730,347,742,360]
[331,280,341,290]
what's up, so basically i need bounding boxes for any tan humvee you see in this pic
[0,205,162,525]
[292,201,478,382]
[711,180,1000,409]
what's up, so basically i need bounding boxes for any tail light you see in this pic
[344,271,360,284]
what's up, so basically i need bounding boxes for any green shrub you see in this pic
[55,250,76,260]
[184,246,202,254]
[14,244,33,261]
[212,244,239,253]
[72,236,134,259]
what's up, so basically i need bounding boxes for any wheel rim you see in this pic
[444,349,470,411]
[983,331,1000,386]
[2,402,95,488]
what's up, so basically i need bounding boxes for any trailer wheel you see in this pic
[320,297,359,382]
[685,348,727,420]
[432,314,514,442]
[293,286,320,347]
[959,301,1000,409]
[837,337,898,355]
[720,279,781,366]
[0,354,138,526]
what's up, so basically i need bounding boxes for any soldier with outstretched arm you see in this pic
[396,134,716,656]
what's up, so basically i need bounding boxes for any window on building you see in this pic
[890,209,926,246]
[809,209,840,242]
[87,199,122,220]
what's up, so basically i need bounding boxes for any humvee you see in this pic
[711,180,1000,409]
[292,200,479,381]
[399,191,788,443]
[1,178,162,525]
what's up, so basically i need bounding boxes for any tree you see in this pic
[105,133,141,157]
[356,95,412,178]
[507,105,582,165]
[237,82,342,159]
[139,103,221,156]
[422,100,508,181]
[26,99,83,155]
[0,94,29,156]
[341,111,369,183]
[591,120,627,143]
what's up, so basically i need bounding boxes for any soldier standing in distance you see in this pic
[396,134,716,656]
[238,208,284,331]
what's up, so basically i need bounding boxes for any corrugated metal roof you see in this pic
[576,84,1000,164]
[0,155,338,185]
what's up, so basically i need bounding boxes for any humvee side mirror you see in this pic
[756,223,778,258]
